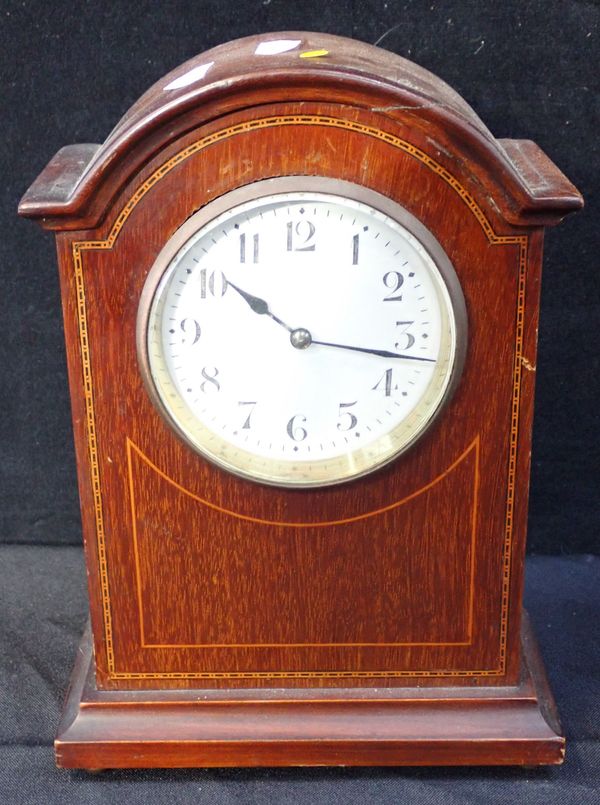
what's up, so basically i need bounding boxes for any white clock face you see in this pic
[139,178,466,487]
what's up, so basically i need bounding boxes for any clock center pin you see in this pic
[290,327,312,349]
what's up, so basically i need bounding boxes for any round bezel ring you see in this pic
[137,176,468,488]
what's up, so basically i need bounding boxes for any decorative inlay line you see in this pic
[498,238,528,669]
[127,437,478,529]
[71,114,528,679]
[72,245,115,672]
[109,667,505,681]
[126,437,479,650]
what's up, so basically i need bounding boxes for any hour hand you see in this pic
[225,279,293,332]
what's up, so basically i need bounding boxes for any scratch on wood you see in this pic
[371,102,441,112]
[521,356,536,372]
[426,137,454,160]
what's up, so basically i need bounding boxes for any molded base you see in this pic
[55,613,564,768]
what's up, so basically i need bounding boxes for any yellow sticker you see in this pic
[299,49,330,59]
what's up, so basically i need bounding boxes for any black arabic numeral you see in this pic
[394,320,415,350]
[352,233,359,265]
[179,318,201,345]
[383,271,404,301]
[200,366,220,393]
[286,414,307,441]
[337,401,358,431]
[287,220,316,252]
[199,269,228,298]
[372,368,397,397]
[240,232,259,263]
[238,401,257,429]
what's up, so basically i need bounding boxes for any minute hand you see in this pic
[310,339,436,362]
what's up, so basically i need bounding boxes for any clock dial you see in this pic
[140,178,466,486]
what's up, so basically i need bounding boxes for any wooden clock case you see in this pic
[19,32,582,768]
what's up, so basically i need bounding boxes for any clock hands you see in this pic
[226,279,293,333]
[308,338,436,362]
[224,278,435,363]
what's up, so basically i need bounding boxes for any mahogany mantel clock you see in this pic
[19,32,582,768]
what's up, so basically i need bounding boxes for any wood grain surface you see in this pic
[54,616,565,768]
[49,104,538,689]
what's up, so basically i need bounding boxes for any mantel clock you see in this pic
[19,32,582,768]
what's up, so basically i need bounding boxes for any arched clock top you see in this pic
[19,31,582,230]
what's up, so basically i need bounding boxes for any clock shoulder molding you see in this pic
[19,32,583,769]
[20,31,580,230]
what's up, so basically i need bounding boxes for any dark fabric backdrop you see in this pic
[2,0,598,553]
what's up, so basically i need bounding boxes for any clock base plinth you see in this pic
[55,615,564,769]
